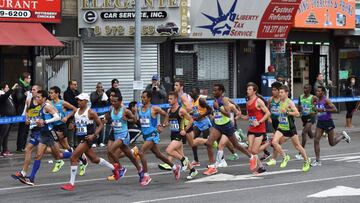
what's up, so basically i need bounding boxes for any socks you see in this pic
[192,147,199,162]
[79,156,87,165]
[144,172,149,176]
[172,164,177,171]
[99,158,114,170]
[21,170,26,177]
[216,150,224,163]
[29,160,41,181]
[63,151,72,159]
[70,166,78,185]
[264,150,271,156]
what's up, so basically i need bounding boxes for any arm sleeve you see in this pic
[45,113,61,124]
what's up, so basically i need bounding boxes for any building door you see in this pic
[292,53,311,98]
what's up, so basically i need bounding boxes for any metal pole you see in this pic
[134,0,141,102]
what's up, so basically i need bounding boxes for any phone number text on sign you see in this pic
[0,9,30,18]
[261,25,288,38]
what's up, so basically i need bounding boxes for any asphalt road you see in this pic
[1,113,360,203]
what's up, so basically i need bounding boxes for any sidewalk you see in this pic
[4,112,360,156]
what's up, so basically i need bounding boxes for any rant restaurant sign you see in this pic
[0,0,61,23]
[79,0,189,37]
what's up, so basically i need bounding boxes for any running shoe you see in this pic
[254,166,267,175]
[107,175,116,181]
[119,167,127,179]
[141,175,152,186]
[249,155,258,171]
[173,165,181,180]
[19,177,34,186]
[342,131,351,144]
[181,157,190,171]
[215,159,228,168]
[186,169,199,180]
[212,141,218,149]
[11,171,25,180]
[99,143,106,147]
[302,158,311,172]
[138,169,145,182]
[132,146,140,160]
[311,160,322,167]
[266,159,276,166]
[203,166,217,176]
[79,162,88,176]
[91,144,97,148]
[260,153,272,161]
[191,161,200,167]
[158,163,172,171]
[52,160,65,173]
[61,183,75,191]
[294,154,303,160]
[112,163,120,181]
[2,150,13,157]
[227,153,239,161]
[280,154,290,168]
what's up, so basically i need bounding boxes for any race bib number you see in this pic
[279,114,288,125]
[113,120,123,131]
[302,104,310,115]
[271,106,279,115]
[76,124,87,136]
[249,116,257,127]
[169,120,180,132]
[140,118,150,128]
[29,117,40,129]
[316,104,326,116]
[214,111,222,123]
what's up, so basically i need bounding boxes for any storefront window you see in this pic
[197,44,229,80]
[270,50,290,78]
[339,49,360,78]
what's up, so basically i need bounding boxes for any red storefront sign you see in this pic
[0,0,61,23]
[257,0,302,39]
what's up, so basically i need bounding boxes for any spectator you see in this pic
[63,80,80,147]
[265,65,277,76]
[127,101,141,142]
[64,80,80,108]
[0,82,17,156]
[145,75,167,104]
[105,79,122,100]
[12,72,31,152]
[314,73,332,94]
[90,82,108,147]
[345,76,359,128]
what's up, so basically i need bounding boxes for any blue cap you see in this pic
[152,75,159,81]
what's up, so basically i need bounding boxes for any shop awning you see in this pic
[0,23,64,47]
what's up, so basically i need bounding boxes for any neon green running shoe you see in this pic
[158,163,172,171]
[79,163,88,176]
[212,141,218,149]
[302,158,311,172]
[266,158,276,166]
[280,155,290,168]
[227,153,239,161]
[52,160,64,173]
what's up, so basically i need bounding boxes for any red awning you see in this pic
[0,23,63,47]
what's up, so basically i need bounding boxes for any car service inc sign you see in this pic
[0,0,61,23]
[79,0,188,37]
[190,0,301,39]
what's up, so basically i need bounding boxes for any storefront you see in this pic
[0,1,63,86]
[177,0,300,98]
[78,0,187,101]
[271,0,356,98]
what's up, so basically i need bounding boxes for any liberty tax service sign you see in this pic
[0,0,61,23]
[190,0,301,39]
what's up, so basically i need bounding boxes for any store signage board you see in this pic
[0,0,62,23]
[79,0,189,37]
[189,0,301,39]
[294,0,356,29]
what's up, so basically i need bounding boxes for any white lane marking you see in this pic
[308,186,360,198]
[1,151,360,192]
[132,174,360,203]
[187,169,301,183]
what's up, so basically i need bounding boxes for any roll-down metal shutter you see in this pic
[82,42,158,101]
